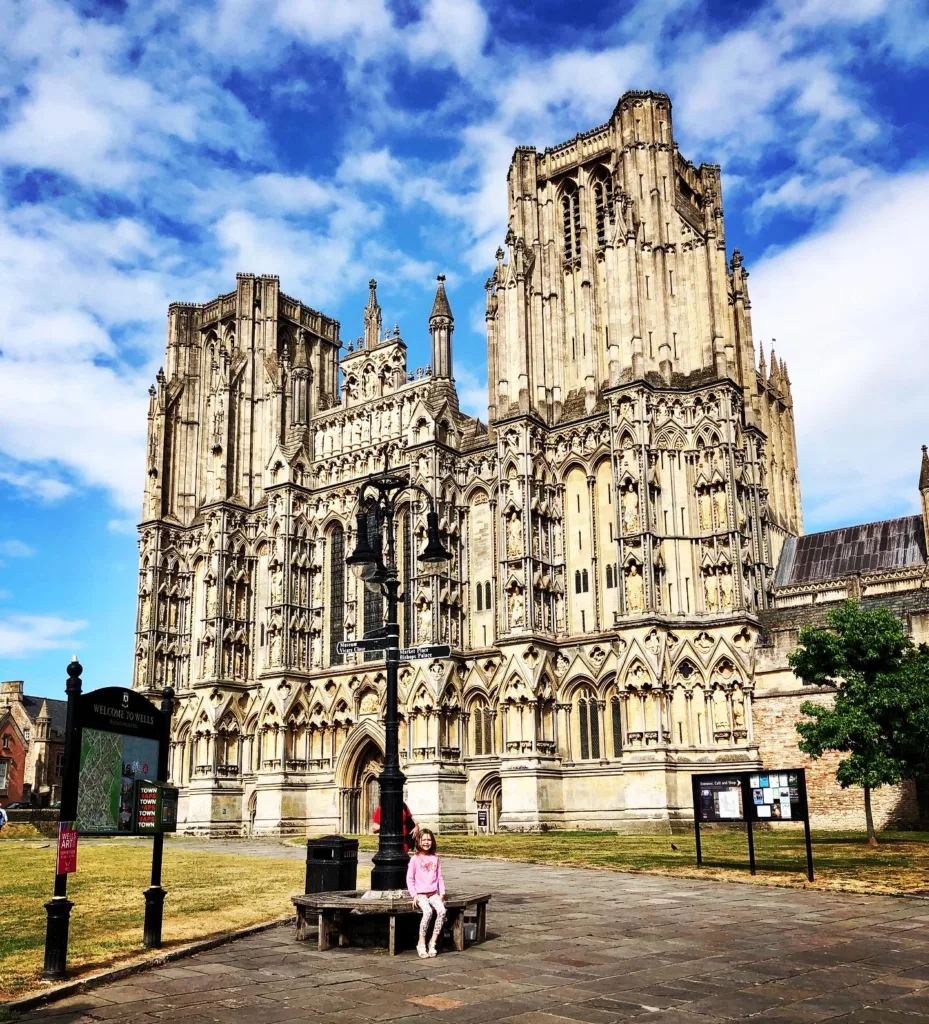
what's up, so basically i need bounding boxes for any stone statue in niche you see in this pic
[506,512,523,558]
[206,579,218,617]
[712,690,730,731]
[704,570,719,612]
[698,489,712,531]
[311,630,322,666]
[136,656,147,688]
[719,566,734,610]
[621,485,639,532]
[140,592,151,629]
[508,589,524,627]
[714,487,728,530]
[417,603,432,642]
[233,646,244,678]
[269,629,281,666]
[732,690,746,729]
[624,563,645,613]
[360,692,379,715]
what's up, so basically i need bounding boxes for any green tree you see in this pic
[789,601,911,846]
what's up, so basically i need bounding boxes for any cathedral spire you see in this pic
[920,445,929,556]
[364,279,382,348]
[429,274,454,379]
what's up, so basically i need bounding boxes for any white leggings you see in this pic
[415,893,446,944]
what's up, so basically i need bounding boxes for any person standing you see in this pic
[407,828,446,958]
[372,801,418,852]
[0,804,8,832]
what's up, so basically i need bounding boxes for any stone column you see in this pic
[596,700,607,761]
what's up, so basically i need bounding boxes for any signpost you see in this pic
[43,660,175,979]
[691,768,813,881]
[397,645,452,660]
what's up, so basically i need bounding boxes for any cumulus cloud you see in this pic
[0,540,34,558]
[750,168,929,529]
[0,614,88,658]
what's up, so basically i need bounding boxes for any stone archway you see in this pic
[339,736,383,834]
[475,771,503,834]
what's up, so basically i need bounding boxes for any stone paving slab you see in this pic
[13,855,929,1023]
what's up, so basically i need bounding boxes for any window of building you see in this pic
[594,177,613,247]
[605,565,615,589]
[484,581,491,610]
[55,751,64,778]
[23,729,30,743]
[472,704,494,756]
[562,185,580,258]
[577,692,601,760]
[0,760,8,790]
[574,570,582,594]
[582,569,589,593]
[329,525,345,665]
[476,583,483,612]
[611,696,623,757]
[1,734,10,750]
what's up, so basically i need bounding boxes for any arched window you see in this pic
[562,184,580,259]
[472,702,494,755]
[577,690,601,760]
[484,581,492,610]
[593,176,614,247]
[582,569,589,593]
[329,525,345,665]
[575,570,582,594]
[611,695,622,757]
[605,565,615,589]
[476,583,483,612]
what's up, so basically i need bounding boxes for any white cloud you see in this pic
[0,540,34,558]
[750,168,929,530]
[0,614,88,658]
[0,465,73,502]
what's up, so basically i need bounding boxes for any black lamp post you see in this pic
[346,466,449,891]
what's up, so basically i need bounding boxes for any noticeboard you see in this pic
[477,809,488,828]
[694,774,745,822]
[747,769,807,821]
[74,688,165,836]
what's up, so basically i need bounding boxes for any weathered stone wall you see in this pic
[752,687,917,829]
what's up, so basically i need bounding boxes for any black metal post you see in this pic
[43,659,83,979]
[143,686,175,947]
[692,775,703,867]
[371,553,408,891]
[742,776,756,875]
[800,770,814,882]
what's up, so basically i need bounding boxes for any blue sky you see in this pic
[1,0,928,700]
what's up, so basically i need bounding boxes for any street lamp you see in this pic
[347,467,449,891]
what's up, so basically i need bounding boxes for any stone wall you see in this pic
[8,808,60,836]
[752,687,917,829]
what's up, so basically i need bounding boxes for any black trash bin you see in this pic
[305,835,359,894]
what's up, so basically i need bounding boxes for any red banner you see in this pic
[57,821,78,875]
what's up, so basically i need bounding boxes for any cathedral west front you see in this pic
[136,91,929,835]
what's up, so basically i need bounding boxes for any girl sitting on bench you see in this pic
[407,828,446,958]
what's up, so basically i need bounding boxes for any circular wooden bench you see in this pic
[292,890,491,956]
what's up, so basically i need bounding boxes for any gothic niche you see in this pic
[620,482,639,533]
[624,560,645,614]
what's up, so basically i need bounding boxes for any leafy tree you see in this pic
[790,601,912,846]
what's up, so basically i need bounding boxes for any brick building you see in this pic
[0,680,67,808]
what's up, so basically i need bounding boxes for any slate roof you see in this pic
[774,515,927,587]
[22,695,68,737]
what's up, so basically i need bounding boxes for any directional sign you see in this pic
[337,637,394,655]
[396,644,452,660]
[364,624,399,640]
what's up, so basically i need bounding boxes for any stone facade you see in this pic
[0,680,66,807]
[135,91,929,835]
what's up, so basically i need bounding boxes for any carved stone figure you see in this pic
[698,489,712,531]
[625,564,644,613]
[506,512,523,558]
[417,603,431,641]
[714,487,728,529]
[508,589,524,626]
[621,485,639,532]
[704,570,719,612]
[140,592,151,629]
[269,629,281,666]
[206,580,218,617]
[719,566,734,610]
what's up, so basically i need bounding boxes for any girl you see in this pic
[406,828,446,958]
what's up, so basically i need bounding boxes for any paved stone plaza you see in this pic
[17,856,929,1023]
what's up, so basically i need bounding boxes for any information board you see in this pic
[477,809,488,828]
[134,780,179,834]
[747,770,807,821]
[74,688,164,835]
[694,774,745,822]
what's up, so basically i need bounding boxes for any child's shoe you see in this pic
[417,942,429,958]
[428,941,438,958]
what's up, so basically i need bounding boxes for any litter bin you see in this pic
[305,834,359,894]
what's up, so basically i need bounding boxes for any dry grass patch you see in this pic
[0,838,346,1000]
[349,828,929,894]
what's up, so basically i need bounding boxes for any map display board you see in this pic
[694,774,745,822]
[134,780,179,834]
[74,687,164,836]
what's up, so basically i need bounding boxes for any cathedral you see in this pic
[136,91,929,835]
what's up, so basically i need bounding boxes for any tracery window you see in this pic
[605,564,616,589]
[484,581,492,609]
[574,569,590,594]
[577,689,601,760]
[593,176,614,247]
[472,702,494,755]
[329,525,345,665]
[476,583,483,612]
[562,184,580,259]
[610,695,622,757]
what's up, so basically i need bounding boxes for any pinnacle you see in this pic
[430,274,453,321]
[920,444,929,492]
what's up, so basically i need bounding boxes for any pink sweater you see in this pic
[407,853,445,898]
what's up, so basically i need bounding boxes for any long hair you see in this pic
[414,827,438,855]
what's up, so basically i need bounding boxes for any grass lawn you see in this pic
[0,834,366,1001]
[348,828,929,895]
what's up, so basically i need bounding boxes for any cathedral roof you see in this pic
[774,515,927,587]
[430,275,453,321]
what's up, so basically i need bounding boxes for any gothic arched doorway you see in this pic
[475,772,502,834]
[339,736,383,835]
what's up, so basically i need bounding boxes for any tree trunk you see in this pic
[863,783,877,846]
[915,778,929,830]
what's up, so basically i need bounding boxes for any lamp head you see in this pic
[419,510,450,564]
[347,512,379,580]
